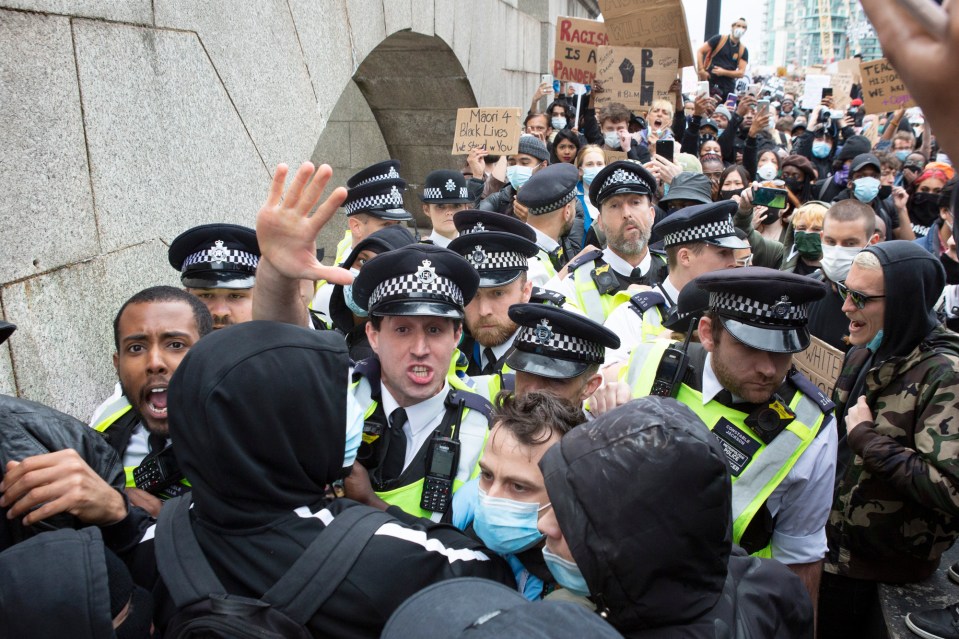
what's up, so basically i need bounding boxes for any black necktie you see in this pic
[482,347,497,375]
[628,266,648,285]
[381,408,408,480]
[147,432,168,454]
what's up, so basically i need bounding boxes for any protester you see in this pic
[782,201,827,275]
[549,129,582,165]
[480,135,549,216]
[573,144,606,244]
[697,18,750,99]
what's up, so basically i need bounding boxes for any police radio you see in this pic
[650,318,695,398]
[420,399,464,513]
[132,444,184,496]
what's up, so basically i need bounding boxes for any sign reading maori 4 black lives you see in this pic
[595,46,679,111]
[451,108,522,155]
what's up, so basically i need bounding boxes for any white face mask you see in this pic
[757,163,778,181]
[604,131,622,149]
[820,244,863,282]
[551,116,567,130]
[732,27,745,39]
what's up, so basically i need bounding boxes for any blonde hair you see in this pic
[647,99,674,123]
[852,250,881,270]
[575,144,607,169]
[791,202,828,230]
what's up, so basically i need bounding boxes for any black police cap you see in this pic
[694,267,828,353]
[505,303,619,379]
[588,161,656,209]
[168,223,259,290]
[343,178,412,221]
[515,163,580,216]
[653,201,750,249]
[339,224,417,268]
[420,170,472,204]
[453,210,536,242]
[662,283,709,332]
[346,160,402,189]
[352,244,479,319]
[449,210,538,287]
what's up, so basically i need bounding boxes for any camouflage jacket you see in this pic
[825,325,959,582]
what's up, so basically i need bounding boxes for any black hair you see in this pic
[549,129,583,164]
[113,286,213,351]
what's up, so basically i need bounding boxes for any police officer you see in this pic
[449,210,539,377]
[515,163,580,285]
[420,169,474,247]
[618,267,837,608]
[167,223,260,330]
[349,244,493,521]
[547,161,667,324]
[603,201,748,365]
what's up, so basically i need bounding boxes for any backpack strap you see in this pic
[263,505,394,624]
[155,494,226,609]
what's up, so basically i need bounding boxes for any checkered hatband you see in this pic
[465,245,529,272]
[355,166,401,186]
[460,221,487,236]
[345,185,405,215]
[423,186,470,200]
[599,168,652,195]
[527,188,577,216]
[423,187,444,200]
[515,318,604,364]
[663,217,738,247]
[711,291,808,323]
[182,240,259,271]
[369,259,464,310]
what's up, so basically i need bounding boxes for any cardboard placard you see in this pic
[830,73,854,111]
[605,150,628,162]
[792,335,844,396]
[451,108,522,155]
[836,57,862,84]
[800,74,832,110]
[598,0,694,69]
[594,46,679,111]
[553,16,608,86]
[860,58,917,113]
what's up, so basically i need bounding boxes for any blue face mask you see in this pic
[542,546,590,597]
[473,488,547,555]
[717,127,726,136]
[507,165,533,191]
[867,329,885,353]
[895,150,910,163]
[582,166,602,186]
[853,176,881,203]
[342,268,368,317]
[812,141,831,159]
[551,116,567,130]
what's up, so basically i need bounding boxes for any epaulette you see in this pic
[446,389,493,420]
[530,287,567,307]
[628,291,667,316]
[788,368,835,413]
[649,243,667,257]
[566,248,604,273]
[352,357,381,386]
[500,373,516,394]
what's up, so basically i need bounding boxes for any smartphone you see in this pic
[748,83,761,97]
[757,99,770,112]
[821,87,833,99]
[655,139,674,163]
[541,74,554,93]
[697,80,710,97]
[753,186,788,209]
[726,93,739,108]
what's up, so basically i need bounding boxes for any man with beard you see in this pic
[617,268,837,611]
[92,286,212,516]
[449,211,538,377]
[546,161,666,324]
[167,223,260,330]
[515,163,580,286]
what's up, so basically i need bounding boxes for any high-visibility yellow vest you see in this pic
[569,260,637,324]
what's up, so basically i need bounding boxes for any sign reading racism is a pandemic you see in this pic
[553,16,608,86]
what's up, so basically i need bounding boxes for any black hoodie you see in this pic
[158,321,512,637]
[540,397,812,638]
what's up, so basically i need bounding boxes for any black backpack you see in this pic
[155,495,391,638]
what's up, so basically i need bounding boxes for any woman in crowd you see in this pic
[574,144,607,247]
[781,201,828,276]
[550,128,582,165]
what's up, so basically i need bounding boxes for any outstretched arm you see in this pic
[253,162,353,326]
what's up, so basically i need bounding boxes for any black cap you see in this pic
[849,152,881,174]
[352,244,478,318]
[346,160,403,189]
[420,169,472,204]
[700,118,720,134]
[339,224,416,268]
[381,577,624,639]
[343,178,412,221]
[657,172,713,205]
[0,321,15,346]
[837,135,872,163]
[448,211,539,287]
[694,267,828,353]
[515,163,580,216]
[168,223,259,289]
[505,304,619,379]
[653,201,750,249]
[791,121,807,133]
[662,283,709,332]
[589,161,656,208]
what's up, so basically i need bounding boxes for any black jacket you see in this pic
[540,397,813,638]
[0,394,125,551]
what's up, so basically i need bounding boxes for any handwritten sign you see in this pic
[830,73,854,111]
[605,150,628,162]
[598,0,694,69]
[860,58,917,114]
[451,108,522,155]
[553,16,608,86]
[594,46,679,111]
[793,335,844,396]
[800,74,831,110]
[836,57,862,84]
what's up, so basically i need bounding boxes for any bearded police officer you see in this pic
[546,161,667,324]
[617,267,837,610]
[449,210,539,378]
[515,163,581,285]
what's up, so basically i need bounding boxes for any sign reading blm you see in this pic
[595,46,679,111]
[553,16,608,86]
[860,58,917,114]
[451,108,522,155]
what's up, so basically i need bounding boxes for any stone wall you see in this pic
[0,0,595,420]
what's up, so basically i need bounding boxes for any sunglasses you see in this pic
[837,280,885,309]
[903,164,923,173]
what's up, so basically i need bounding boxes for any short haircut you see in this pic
[792,202,828,229]
[825,199,876,237]
[368,315,462,332]
[876,151,902,172]
[648,98,674,122]
[490,390,584,447]
[113,285,213,351]
[852,250,882,271]
[599,102,632,126]
[666,242,707,270]
[524,112,548,127]
[892,131,917,149]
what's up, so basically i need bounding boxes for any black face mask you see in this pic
[909,192,943,227]
[719,187,744,200]
[760,207,781,225]
[942,254,959,286]
[783,176,805,195]
[878,184,893,201]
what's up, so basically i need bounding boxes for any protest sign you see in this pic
[605,150,628,162]
[553,16,608,86]
[451,108,522,155]
[594,46,679,111]
[830,73,855,111]
[800,74,831,110]
[793,335,844,396]
[860,58,917,113]
[836,57,862,83]
[598,0,694,69]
